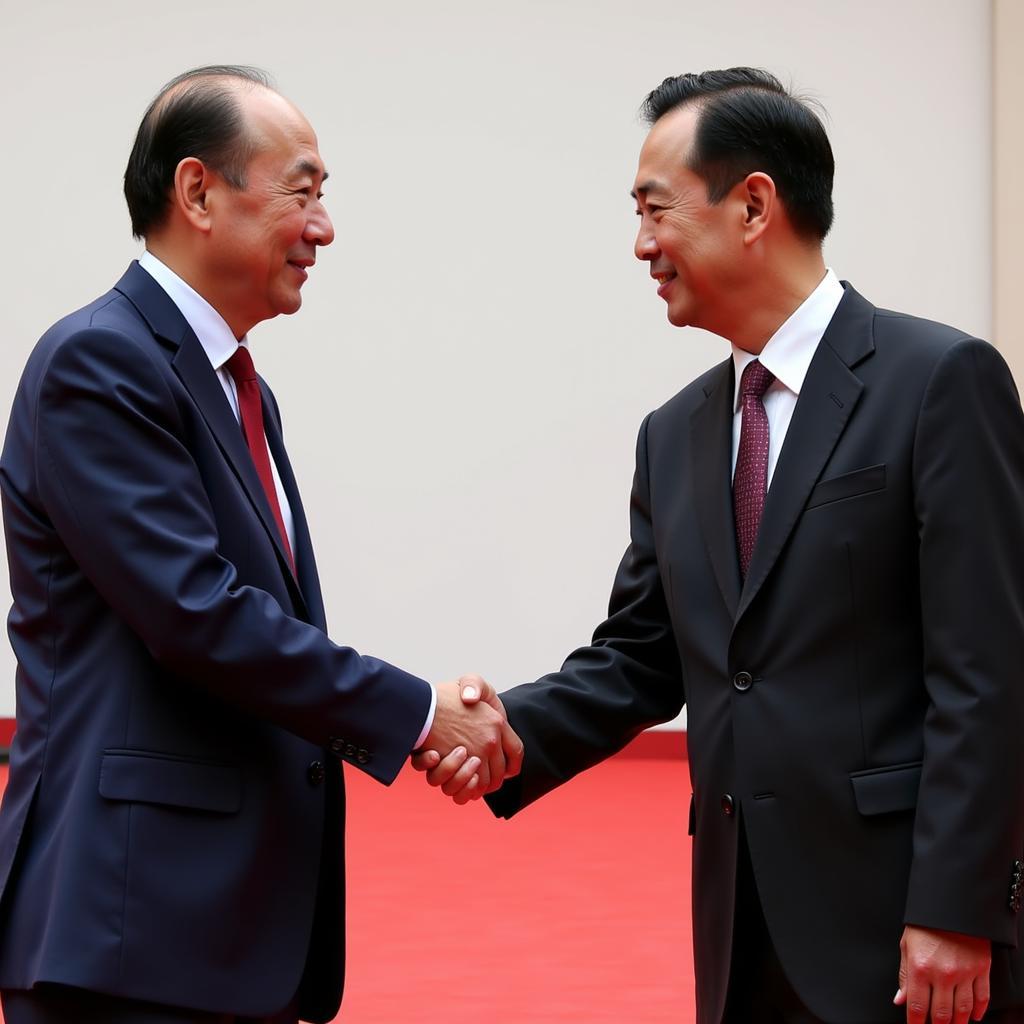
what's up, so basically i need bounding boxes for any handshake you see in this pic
[411,675,523,805]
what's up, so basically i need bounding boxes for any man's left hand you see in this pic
[895,924,991,1024]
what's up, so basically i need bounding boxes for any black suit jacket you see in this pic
[0,263,432,1021]
[488,285,1024,1023]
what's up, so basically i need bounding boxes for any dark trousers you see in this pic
[722,827,1024,1024]
[1,985,300,1024]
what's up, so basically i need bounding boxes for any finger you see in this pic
[425,746,468,788]
[441,756,482,797]
[484,737,505,795]
[410,749,441,772]
[501,721,525,778]
[971,972,990,1021]
[902,976,930,1024]
[924,984,952,1024]
[895,944,908,1007]
[951,980,973,1024]
[467,742,492,794]
[452,774,481,806]
[459,674,491,704]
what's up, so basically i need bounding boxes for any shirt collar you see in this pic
[731,268,844,412]
[138,250,247,370]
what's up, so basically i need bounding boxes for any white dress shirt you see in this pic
[137,252,436,748]
[731,268,845,487]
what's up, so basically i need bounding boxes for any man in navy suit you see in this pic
[0,65,521,1024]
[418,69,1024,1023]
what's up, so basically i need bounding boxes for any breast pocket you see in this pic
[99,749,242,814]
[849,761,921,816]
[805,464,886,511]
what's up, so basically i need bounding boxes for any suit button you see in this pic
[356,748,371,765]
[721,794,735,817]
[344,743,357,759]
[329,737,346,756]
[733,671,753,692]
[307,760,326,786]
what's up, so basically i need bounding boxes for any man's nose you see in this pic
[306,202,335,247]
[635,222,657,261]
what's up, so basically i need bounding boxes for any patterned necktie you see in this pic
[225,347,296,573]
[733,359,776,580]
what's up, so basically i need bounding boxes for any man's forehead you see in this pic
[637,106,698,168]
[632,109,702,199]
[244,89,322,150]
[243,95,328,183]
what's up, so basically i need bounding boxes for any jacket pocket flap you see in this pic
[806,464,886,510]
[849,761,921,816]
[99,751,241,814]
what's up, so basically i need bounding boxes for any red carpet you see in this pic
[0,756,696,1022]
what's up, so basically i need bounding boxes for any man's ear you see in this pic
[740,171,777,246]
[172,157,215,234]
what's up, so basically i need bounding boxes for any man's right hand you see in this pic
[415,676,523,802]
[895,925,991,1024]
[411,675,520,802]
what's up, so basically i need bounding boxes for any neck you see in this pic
[725,249,827,355]
[145,236,251,340]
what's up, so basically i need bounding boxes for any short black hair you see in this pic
[124,65,274,239]
[641,68,834,241]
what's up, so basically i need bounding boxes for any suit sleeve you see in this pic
[487,412,685,818]
[27,325,431,785]
[904,338,1024,944]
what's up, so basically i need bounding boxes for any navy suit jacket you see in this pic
[488,286,1024,1023]
[0,262,432,1020]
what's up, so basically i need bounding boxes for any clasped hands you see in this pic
[412,675,522,804]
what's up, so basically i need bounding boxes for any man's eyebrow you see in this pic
[289,159,329,183]
[630,180,664,201]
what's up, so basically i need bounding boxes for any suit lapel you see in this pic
[690,359,742,618]
[261,389,326,630]
[114,263,309,609]
[170,338,302,581]
[735,284,875,623]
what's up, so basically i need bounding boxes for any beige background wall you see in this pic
[995,0,1023,386]
[0,1,993,724]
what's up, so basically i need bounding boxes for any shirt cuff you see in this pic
[412,684,437,751]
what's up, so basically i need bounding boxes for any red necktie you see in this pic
[733,359,776,580]
[225,347,296,573]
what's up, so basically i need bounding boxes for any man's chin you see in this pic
[666,306,690,329]
[275,293,304,317]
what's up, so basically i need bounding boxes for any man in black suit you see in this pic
[0,65,520,1024]
[417,69,1024,1023]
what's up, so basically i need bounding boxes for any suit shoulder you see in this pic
[862,306,1010,393]
[15,289,171,416]
[871,306,981,354]
[36,287,151,352]
[26,289,160,376]
[647,358,730,433]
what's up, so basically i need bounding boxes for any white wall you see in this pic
[995,0,1024,387]
[0,0,991,724]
